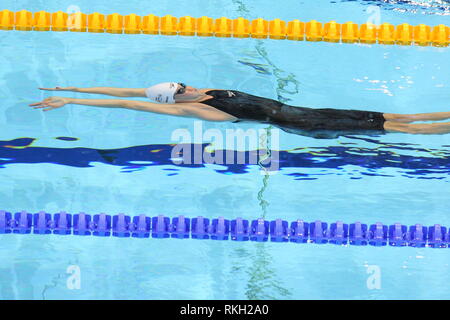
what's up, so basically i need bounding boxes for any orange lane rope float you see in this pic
[1,10,449,47]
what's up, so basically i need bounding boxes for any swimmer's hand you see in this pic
[29,97,70,111]
[39,86,77,92]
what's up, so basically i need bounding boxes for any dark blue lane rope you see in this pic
[1,211,448,248]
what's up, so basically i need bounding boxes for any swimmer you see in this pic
[31,82,450,139]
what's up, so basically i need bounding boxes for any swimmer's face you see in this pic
[174,83,201,102]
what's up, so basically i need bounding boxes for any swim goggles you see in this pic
[176,83,186,95]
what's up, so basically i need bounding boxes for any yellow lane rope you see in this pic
[1,9,449,47]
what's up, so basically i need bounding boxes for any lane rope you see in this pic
[1,210,449,248]
[1,10,449,47]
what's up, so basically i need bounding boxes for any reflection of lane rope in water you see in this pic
[232,0,292,300]
[2,138,449,179]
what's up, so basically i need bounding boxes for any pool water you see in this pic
[0,0,449,299]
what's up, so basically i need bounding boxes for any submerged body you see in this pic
[199,89,386,139]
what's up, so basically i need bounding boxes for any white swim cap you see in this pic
[145,82,179,104]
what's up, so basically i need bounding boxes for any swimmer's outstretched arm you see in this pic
[29,97,233,121]
[39,86,147,97]
[29,97,189,116]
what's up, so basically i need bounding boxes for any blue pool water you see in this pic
[0,0,449,299]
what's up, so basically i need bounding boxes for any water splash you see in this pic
[339,0,450,16]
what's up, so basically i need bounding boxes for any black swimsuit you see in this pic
[199,90,386,139]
